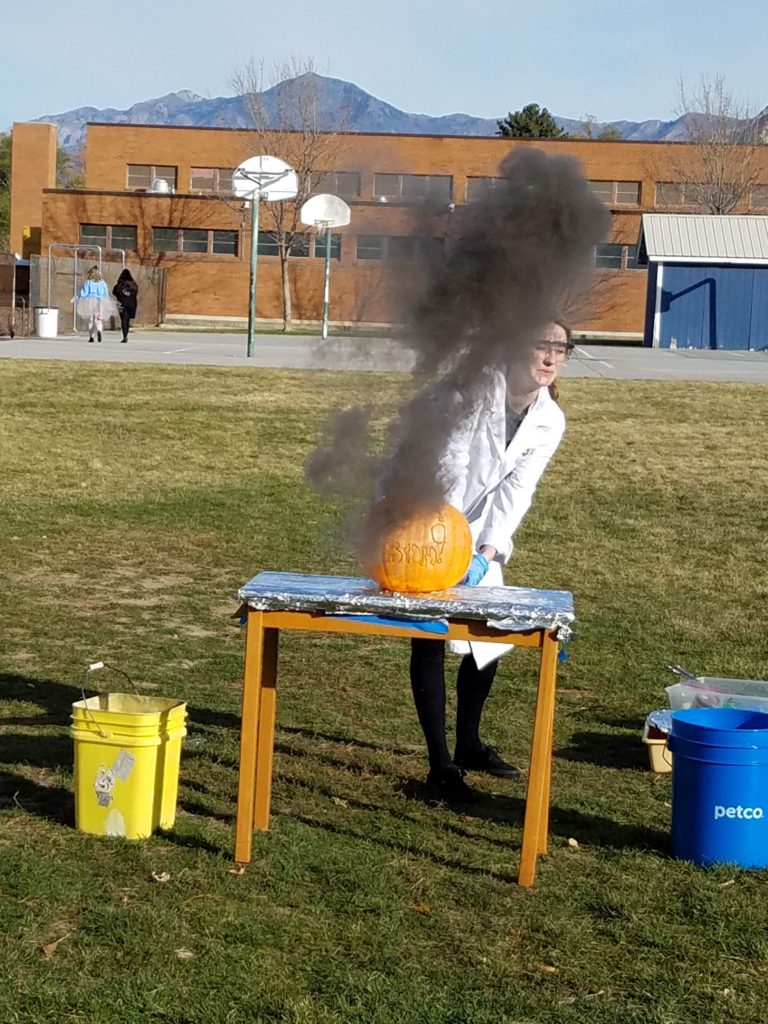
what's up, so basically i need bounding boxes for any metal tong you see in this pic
[666,663,700,683]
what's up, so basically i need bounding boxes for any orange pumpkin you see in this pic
[360,502,473,594]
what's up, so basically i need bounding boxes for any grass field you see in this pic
[1,360,767,1024]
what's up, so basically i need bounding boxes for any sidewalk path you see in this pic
[2,330,768,382]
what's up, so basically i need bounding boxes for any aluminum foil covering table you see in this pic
[239,572,574,638]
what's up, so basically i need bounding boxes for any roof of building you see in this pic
[638,213,768,266]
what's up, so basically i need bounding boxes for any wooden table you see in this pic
[234,572,574,887]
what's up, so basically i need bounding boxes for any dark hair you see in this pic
[117,268,136,284]
[548,317,572,403]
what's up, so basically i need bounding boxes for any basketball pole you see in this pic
[247,190,261,359]
[321,222,332,341]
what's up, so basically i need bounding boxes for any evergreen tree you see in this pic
[496,104,567,139]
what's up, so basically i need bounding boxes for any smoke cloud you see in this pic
[305,148,611,549]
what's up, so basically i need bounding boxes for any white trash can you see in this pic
[34,307,59,338]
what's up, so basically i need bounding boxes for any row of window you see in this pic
[123,164,636,206]
[123,164,768,211]
[79,223,642,270]
[126,164,453,201]
[655,182,768,209]
[471,179,768,210]
[80,223,238,256]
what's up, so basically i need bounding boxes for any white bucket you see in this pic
[34,307,59,338]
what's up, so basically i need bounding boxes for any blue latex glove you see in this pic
[462,553,489,587]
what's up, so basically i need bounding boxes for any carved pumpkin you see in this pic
[360,502,473,594]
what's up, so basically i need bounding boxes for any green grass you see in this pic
[1,361,767,1023]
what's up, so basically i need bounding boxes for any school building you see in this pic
[8,120,768,336]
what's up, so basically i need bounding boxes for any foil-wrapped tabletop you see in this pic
[239,571,574,637]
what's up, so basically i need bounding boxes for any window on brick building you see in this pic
[79,224,138,251]
[111,225,138,250]
[190,167,235,193]
[373,173,453,202]
[356,235,385,260]
[355,235,444,262]
[181,228,209,254]
[466,177,502,202]
[655,182,710,208]
[595,243,623,269]
[212,230,238,255]
[152,228,179,252]
[590,180,641,205]
[314,233,342,260]
[127,165,178,191]
[750,185,768,209]
[256,233,311,257]
[595,243,641,270]
[655,182,684,206]
[312,171,361,198]
[152,227,238,255]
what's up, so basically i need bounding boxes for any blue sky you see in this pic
[3,0,767,131]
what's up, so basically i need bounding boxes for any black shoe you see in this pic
[88,336,94,343]
[454,744,521,780]
[121,337,128,343]
[426,764,480,804]
[97,331,102,343]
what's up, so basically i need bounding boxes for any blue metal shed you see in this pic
[637,214,768,350]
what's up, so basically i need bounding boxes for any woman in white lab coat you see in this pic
[411,320,572,802]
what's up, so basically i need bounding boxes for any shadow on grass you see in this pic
[557,731,649,771]
[0,770,74,826]
[394,777,667,853]
[0,671,82,726]
[0,732,72,768]
[181,713,424,761]
[589,713,648,731]
[286,799,669,882]
[156,827,229,857]
[272,741,401,777]
[184,704,239,732]
[178,766,668,866]
[279,724,421,757]
[287,812,523,884]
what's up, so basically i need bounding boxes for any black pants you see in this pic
[119,309,133,339]
[409,638,498,772]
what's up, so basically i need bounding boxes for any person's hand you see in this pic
[462,553,489,587]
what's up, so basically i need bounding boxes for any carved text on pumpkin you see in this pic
[384,514,447,567]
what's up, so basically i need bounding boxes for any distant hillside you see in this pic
[27,72,745,151]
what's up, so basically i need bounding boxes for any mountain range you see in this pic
[31,73,724,152]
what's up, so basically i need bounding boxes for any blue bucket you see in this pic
[668,708,768,868]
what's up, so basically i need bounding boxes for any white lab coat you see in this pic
[440,369,566,667]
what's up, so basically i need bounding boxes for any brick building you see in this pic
[10,120,768,334]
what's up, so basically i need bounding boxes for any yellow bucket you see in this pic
[71,693,187,839]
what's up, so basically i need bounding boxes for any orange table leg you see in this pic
[253,627,279,830]
[234,610,265,864]
[518,630,559,887]
[536,633,559,856]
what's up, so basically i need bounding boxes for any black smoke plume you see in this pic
[305,148,611,550]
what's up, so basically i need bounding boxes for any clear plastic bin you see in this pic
[667,676,768,713]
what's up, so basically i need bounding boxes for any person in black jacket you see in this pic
[112,269,139,343]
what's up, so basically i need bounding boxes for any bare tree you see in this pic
[673,76,765,214]
[231,57,350,331]
[571,114,622,141]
